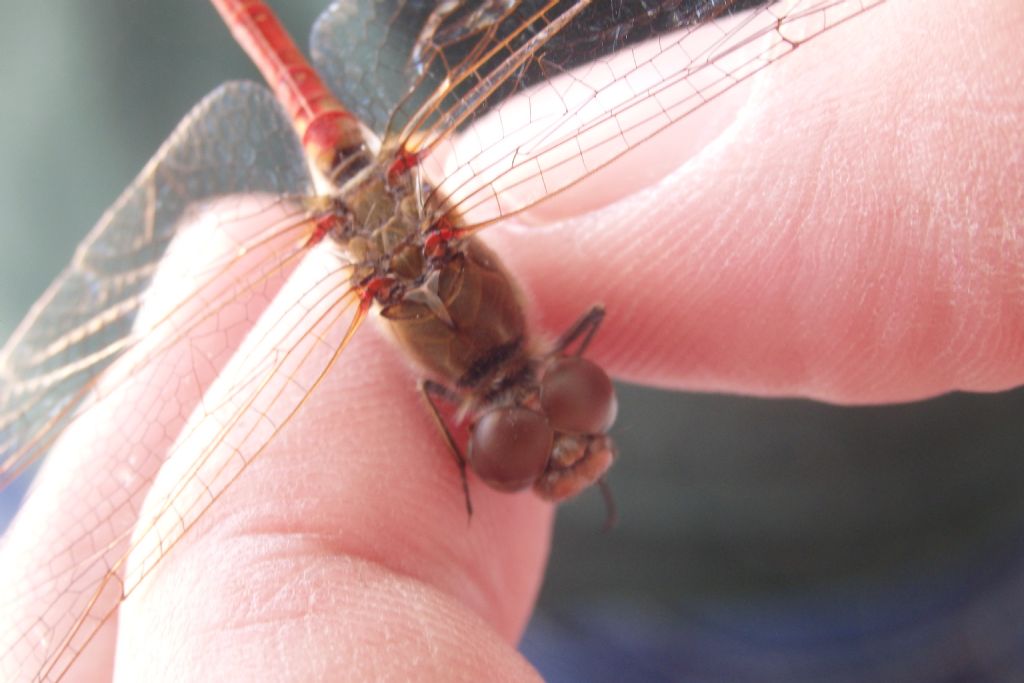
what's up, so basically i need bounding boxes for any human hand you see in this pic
[2,0,1020,680]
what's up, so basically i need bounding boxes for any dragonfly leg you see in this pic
[597,476,618,533]
[420,379,473,520]
[552,305,605,357]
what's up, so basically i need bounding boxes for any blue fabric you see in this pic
[522,537,1024,682]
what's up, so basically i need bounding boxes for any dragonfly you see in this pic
[0,0,884,679]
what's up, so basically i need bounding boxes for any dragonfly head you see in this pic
[466,356,618,501]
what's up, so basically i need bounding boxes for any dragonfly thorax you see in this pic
[324,158,619,504]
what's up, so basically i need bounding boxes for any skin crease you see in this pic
[0,0,1021,680]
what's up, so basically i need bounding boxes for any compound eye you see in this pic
[468,408,553,491]
[540,356,617,435]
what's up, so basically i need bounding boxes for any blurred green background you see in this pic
[2,1,1023,680]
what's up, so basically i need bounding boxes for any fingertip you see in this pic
[487,0,1024,404]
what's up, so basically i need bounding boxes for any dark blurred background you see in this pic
[2,2,1022,680]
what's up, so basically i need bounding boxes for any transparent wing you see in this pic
[0,81,312,488]
[311,0,883,227]
[314,0,774,140]
[0,81,346,680]
[12,250,367,681]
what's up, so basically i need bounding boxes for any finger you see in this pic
[0,198,302,681]
[487,0,1024,404]
[116,219,551,680]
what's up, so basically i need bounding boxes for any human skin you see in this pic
[2,0,1022,680]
